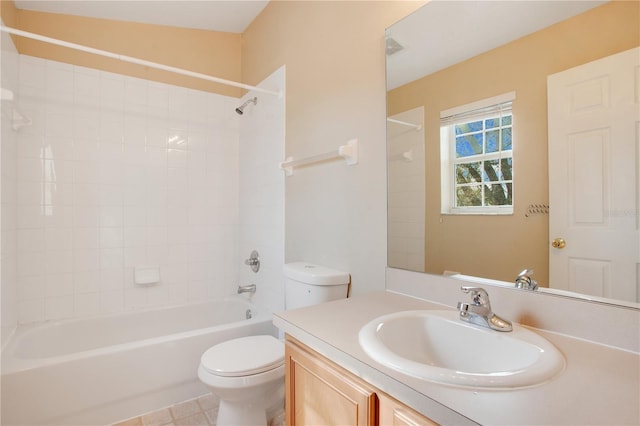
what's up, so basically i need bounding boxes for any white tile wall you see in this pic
[1,28,20,346]
[15,55,244,323]
[238,67,286,313]
[387,107,425,272]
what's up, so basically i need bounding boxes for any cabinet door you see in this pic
[378,392,439,426]
[286,337,376,426]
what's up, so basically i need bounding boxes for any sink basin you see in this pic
[358,310,565,389]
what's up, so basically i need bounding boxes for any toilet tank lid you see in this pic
[284,262,350,285]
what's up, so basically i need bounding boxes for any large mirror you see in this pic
[386,0,639,307]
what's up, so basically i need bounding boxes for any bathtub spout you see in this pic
[237,284,256,294]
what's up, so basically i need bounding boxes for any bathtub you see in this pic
[1,297,277,425]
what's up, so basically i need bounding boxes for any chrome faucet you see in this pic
[515,269,538,291]
[237,284,256,294]
[457,286,512,332]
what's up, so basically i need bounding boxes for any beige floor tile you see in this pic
[111,393,219,426]
[170,399,201,420]
[174,412,210,426]
[112,417,143,426]
[269,409,285,426]
[142,408,173,425]
[204,408,218,425]
[196,393,218,411]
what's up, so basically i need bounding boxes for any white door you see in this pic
[548,47,639,303]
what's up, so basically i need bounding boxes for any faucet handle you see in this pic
[461,286,490,307]
[515,269,538,291]
[517,268,534,278]
[244,250,260,273]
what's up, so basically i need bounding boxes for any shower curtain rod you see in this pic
[0,25,282,97]
[386,118,422,131]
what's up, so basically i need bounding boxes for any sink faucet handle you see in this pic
[517,268,534,278]
[515,269,538,291]
[461,286,490,307]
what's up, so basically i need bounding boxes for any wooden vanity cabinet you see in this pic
[285,336,376,425]
[285,336,438,426]
[377,392,438,426]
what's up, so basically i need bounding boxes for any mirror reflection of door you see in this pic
[548,47,639,303]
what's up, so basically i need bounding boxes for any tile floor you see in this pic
[111,392,285,426]
[112,393,219,426]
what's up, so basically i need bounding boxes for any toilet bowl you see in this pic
[198,262,350,426]
[198,335,285,426]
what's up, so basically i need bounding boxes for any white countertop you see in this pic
[273,290,640,425]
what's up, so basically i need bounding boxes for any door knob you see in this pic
[551,238,566,249]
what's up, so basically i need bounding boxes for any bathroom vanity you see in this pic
[286,336,436,426]
[278,2,640,424]
[274,283,640,425]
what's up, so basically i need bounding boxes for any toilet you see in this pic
[198,262,350,426]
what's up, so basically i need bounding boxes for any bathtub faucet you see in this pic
[237,284,256,294]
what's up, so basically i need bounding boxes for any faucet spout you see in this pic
[458,286,512,332]
[237,284,256,294]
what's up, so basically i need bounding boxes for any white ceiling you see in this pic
[386,0,608,90]
[13,0,270,33]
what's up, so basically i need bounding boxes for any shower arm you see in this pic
[0,25,282,98]
[236,97,258,115]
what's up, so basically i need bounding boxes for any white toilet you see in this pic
[198,262,350,426]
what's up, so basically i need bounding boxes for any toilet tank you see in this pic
[284,262,350,310]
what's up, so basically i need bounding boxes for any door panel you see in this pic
[548,47,639,302]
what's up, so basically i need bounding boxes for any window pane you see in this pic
[441,100,514,214]
[501,127,512,150]
[501,158,513,180]
[485,118,499,129]
[455,120,483,135]
[456,134,483,157]
[486,130,499,153]
[456,185,482,206]
[485,183,513,206]
[483,159,501,182]
[456,162,481,184]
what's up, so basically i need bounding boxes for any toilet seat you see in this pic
[200,335,284,377]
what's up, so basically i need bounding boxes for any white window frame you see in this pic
[440,92,515,215]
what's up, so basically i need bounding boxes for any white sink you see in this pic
[358,310,565,389]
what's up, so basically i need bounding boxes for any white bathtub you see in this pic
[1,297,277,425]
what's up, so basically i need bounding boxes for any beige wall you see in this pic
[2,0,427,295]
[242,1,424,294]
[0,0,18,26]
[387,1,640,285]
[1,1,243,97]
[4,0,636,290]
